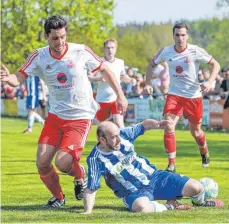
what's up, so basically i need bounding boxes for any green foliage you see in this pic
[206,18,229,68]
[1,117,229,223]
[114,24,174,73]
[1,0,115,72]
[114,17,229,72]
[1,0,229,74]
[216,0,229,8]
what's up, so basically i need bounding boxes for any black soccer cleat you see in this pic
[201,152,210,168]
[43,195,65,208]
[193,199,224,207]
[165,164,176,173]
[74,165,88,200]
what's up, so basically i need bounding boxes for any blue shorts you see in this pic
[26,95,39,110]
[123,170,189,210]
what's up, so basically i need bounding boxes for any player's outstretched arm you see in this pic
[141,119,173,131]
[0,64,26,87]
[81,188,97,215]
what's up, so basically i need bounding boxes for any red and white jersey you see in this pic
[153,44,212,98]
[96,58,125,102]
[19,43,102,120]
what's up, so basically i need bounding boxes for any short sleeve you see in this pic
[84,45,103,73]
[195,46,212,64]
[120,123,145,143]
[19,50,40,78]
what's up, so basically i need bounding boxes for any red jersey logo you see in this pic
[176,66,183,74]
[57,73,67,84]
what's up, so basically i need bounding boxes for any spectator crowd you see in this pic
[1,66,229,104]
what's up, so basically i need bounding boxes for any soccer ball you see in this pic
[199,177,219,199]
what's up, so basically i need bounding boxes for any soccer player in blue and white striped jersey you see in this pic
[23,76,45,133]
[83,120,224,214]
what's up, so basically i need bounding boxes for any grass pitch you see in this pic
[1,117,229,223]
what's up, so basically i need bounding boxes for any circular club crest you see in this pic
[176,66,183,74]
[57,72,67,84]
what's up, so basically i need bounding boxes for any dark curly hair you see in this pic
[44,14,68,35]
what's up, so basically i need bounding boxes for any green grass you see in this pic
[1,117,229,223]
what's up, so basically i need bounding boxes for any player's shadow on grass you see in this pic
[4,172,38,175]
[1,205,128,213]
[69,205,128,213]
[1,160,36,163]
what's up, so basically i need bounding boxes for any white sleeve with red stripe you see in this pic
[84,45,103,73]
[195,46,212,64]
[19,50,40,78]
[153,48,165,65]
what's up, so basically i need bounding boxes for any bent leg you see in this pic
[55,150,84,179]
[36,143,64,200]
[182,178,204,197]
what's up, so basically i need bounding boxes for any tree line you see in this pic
[1,0,228,73]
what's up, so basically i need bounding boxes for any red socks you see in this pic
[195,133,208,155]
[39,166,64,200]
[164,132,176,165]
[67,162,84,180]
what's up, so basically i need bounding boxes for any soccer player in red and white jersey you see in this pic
[88,38,136,128]
[0,15,128,208]
[145,23,220,173]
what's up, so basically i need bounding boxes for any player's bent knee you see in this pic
[55,151,73,173]
[36,160,51,174]
[132,203,150,213]
[55,160,71,173]
[182,179,203,196]
[132,197,152,213]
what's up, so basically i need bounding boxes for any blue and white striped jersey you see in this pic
[87,123,158,198]
[26,76,40,96]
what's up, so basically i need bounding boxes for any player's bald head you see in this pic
[97,121,118,139]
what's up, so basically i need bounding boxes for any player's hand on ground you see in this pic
[0,64,10,82]
[200,82,212,94]
[143,84,153,95]
[117,95,128,113]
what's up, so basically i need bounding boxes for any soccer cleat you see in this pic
[43,195,65,208]
[165,164,176,173]
[22,129,32,134]
[193,199,224,207]
[201,152,210,168]
[74,165,88,200]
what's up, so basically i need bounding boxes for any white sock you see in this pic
[28,113,35,129]
[151,201,168,212]
[190,189,205,205]
[33,112,45,124]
